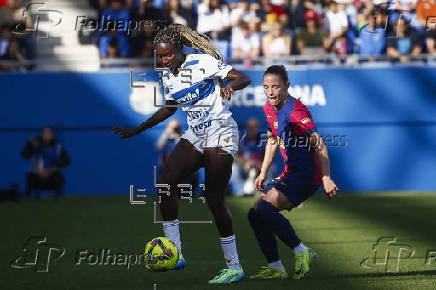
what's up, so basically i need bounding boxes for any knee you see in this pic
[252,194,265,210]
[256,199,278,219]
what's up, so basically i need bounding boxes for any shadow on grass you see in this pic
[328,269,436,279]
[308,193,436,244]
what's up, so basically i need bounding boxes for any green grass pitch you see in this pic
[1,192,435,290]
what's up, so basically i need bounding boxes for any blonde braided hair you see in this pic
[153,24,223,61]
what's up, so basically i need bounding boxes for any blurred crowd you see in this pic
[89,0,436,64]
[1,0,435,71]
[0,0,35,71]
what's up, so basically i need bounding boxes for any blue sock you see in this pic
[247,208,279,263]
[256,199,301,249]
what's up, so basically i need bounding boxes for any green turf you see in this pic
[1,193,435,290]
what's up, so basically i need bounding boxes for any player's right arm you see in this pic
[255,130,278,190]
[112,100,178,139]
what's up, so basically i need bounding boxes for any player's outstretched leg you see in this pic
[247,195,287,279]
[248,187,317,279]
[157,138,203,270]
[203,148,244,284]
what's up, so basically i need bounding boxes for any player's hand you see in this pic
[255,171,267,191]
[322,176,339,199]
[220,86,234,101]
[112,126,139,139]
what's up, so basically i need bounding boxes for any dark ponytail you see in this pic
[263,65,289,83]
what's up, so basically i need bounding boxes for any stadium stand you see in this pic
[0,0,435,72]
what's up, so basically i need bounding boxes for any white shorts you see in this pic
[181,118,239,159]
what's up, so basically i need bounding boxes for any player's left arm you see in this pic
[291,100,338,198]
[220,69,251,100]
[309,131,339,199]
[201,55,251,100]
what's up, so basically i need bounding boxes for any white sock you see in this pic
[268,260,284,271]
[293,242,307,254]
[162,219,182,255]
[220,235,241,270]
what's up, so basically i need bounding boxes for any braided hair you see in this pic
[153,24,223,61]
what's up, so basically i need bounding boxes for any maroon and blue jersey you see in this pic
[263,96,322,186]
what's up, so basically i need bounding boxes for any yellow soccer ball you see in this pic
[144,237,179,271]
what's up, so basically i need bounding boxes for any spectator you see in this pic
[374,5,390,33]
[0,0,32,31]
[0,24,13,58]
[197,0,231,40]
[98,0,131,58]
[261,21,292,58]
[100,0,130,28]
[425,24,436,55]
[99,30,130,58]
[0,23,27,71]
[134,0,169,25]
[164,0,194,28]
[197,0,231,57]
[256,0,286,27]
[129,20,156,58]
[293,0,308,30]
[387,17,422,62]
[359,12,386,59]
[296,9,329,55]
[231,21,260,66]
[0,0,36,60]
[325,0,348,56]
[128,0,169,58]
[388,0,419,32]
[21,127,71,200]
[231,0,256,27]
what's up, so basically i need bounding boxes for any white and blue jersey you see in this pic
[162,53,234,135]
[161,53,239,157]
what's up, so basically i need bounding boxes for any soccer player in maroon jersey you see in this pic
[248,65,338,280]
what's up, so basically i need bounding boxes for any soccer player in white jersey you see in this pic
[112,24,251,284]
